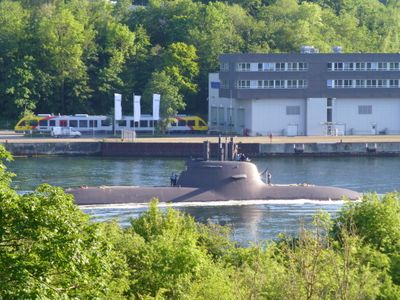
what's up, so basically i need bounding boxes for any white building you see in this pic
[209,51,400,136]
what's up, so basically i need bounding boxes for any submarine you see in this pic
[67,138,361,205]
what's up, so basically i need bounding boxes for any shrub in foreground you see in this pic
[1,145,400,299]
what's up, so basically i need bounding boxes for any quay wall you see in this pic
[2,141,400,157]
[3,142,102,156]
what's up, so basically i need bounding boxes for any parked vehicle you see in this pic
[51,126,82,138]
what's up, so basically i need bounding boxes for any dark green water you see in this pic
[7,156,400,244]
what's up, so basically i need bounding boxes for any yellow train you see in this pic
[15,114,208,134]
[167,115,208,132]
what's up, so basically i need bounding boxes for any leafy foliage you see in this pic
[335,193,400,287]
[1,0,400,125]
[1,145,400,298]
[143,70,185,131]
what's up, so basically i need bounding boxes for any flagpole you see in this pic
[132,92,136,140]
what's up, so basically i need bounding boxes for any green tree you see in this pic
[120,201,208,298]
[143,70,185,130]
[35,6,89,113]
[86,0,136,114]
[163,42,199,94]
[0,145,129,298]
[0,1,35,120]
[335,193,400,286]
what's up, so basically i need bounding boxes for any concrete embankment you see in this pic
[2,140,400,157]
[3,142,101,156]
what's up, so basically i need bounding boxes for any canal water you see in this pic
[7,156,400,244]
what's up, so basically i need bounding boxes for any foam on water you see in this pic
[79,199,349,210]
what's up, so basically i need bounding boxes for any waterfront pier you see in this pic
[2,131,400,157]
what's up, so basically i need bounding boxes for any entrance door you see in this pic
[371,123,377,135]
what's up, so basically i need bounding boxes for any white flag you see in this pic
[114,93,122,120]
[133,95,141,122]
[153,93,160,121]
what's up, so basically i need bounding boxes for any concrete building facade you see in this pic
[208,51,400,136]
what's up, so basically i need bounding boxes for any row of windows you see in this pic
[221,61,400,72]
[39,119,110,128]
[284,105,372,116]
[236,79,308,89]
[38,119,161,128]
[327,79,400,88]
[328,62,400,71]
[39,119,202,128]
[234,62,309,72]
[210,106,245,128]
[286,105,372,115]
[242,105,369,116]
[117,120,158,128]
[117,119,203,127]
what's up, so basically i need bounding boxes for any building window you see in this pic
[210,107,218,126]
[237,63,250,71]
[287,62,296,71]
[299,62,308,71]
[286,106,300,115]
[220,62,229,71]
[227,107,234,127]
[218,107,225,125]
[343,79,352,88]
[298,80,308,88]
[355,62,364,70]
[237,108,245,128]
[220,80,229,89]
[264,63,275,71]
[275,80,284,88]
[275,62,285,71]
[390,62,399,70]
[140,120,148,127]
[390,79,399,87]
[378,62,387,70]
[237,80,250,88]
[355,79,364,88]
[327,98,333,122]
[358,105,372,115]
[287,80,296,88]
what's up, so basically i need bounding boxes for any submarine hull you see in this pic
[67,160,361,205]
[68,185,360,205]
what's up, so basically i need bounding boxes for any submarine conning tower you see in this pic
[177,160,265,190]
[176,136,265,193]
